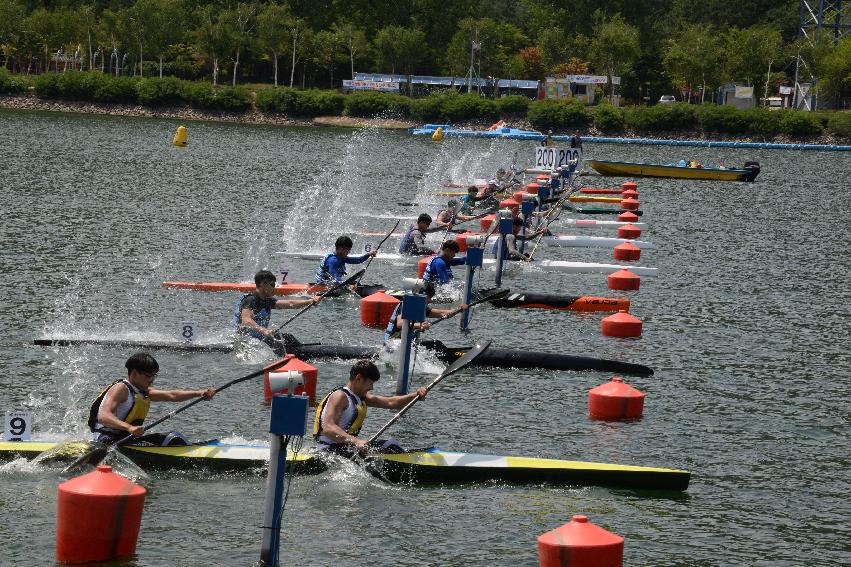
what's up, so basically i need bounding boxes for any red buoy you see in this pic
[57,465,147,564]
[589,377,645,419]
[613,241,641,261]
[499,198,519,216]
[360,291,401,329]
[455,231,473,252]
[480,214,495,232]
[621,180,637,192]
[535,174,549,184]
[264,355,318,403]
[538,515,624,567]
[617,211,639,223]
[417,255,436,278]
[621,188,639,199]
[525,182,538,194]
[602,310,643,338]
[513,190,527,204]
[617,223,641,239]
[620,197,640,210]
[607,269,640,291]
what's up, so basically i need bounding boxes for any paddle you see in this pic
[272,268,366,334]
[366,340,492,444]
[425,288,510,330]
[62,358,291,474]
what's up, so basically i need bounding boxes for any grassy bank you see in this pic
[2,69,849,141]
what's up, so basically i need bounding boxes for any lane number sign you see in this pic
[364,242,375,253]
[534,147,582,170]
[179,321,197,343]
[4,411,32,441]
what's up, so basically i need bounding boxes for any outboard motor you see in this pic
[743,161,760,182]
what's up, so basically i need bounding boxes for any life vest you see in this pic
[384,303,403,340]
[314,252,343,283]
[399,224,415,254]
[88,379,150,433]
[313,387,367,443]
[233,293,272,339]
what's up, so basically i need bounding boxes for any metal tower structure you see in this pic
[794,0,851,109]
[464,31,481,94]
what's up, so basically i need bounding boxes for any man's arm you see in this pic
[274,297,320,309]
[365,387,428,410]
[241,306,276,338]
[344,251,376,264]
[148,387,215,402]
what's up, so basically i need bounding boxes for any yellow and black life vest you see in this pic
[88,379,150,432]
[313,387,367,440]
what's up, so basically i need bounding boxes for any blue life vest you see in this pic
[233,293,272,339]
[314,252,341,283]
[399,225,415,254]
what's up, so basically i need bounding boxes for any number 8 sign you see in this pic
[4,411,32,441]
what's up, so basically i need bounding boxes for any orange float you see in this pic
[589,377,645,419]
[620,197,640,210]
[538,515,624,567]
[601,310,643,338]
[617,211,639,223]
[613,241,641,261]
[263,355,318,404]
[617,223,641,239]
[360,291,401,329]
[608,269,641,291]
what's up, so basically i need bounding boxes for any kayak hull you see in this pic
[0,441,687,490]
[587,159,759,181]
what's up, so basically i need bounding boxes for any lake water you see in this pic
[1,107,849,566]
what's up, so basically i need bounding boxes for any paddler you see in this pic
[313,360,427,455]
[236,270,321,355]
[423,240,466,289]
[89,353,215,446]
[399,213,443,256]
[492,217,547,262]
[314,235,377,284]
[383,285,468,341]
[459,185,485,215]
[435,199,475,229]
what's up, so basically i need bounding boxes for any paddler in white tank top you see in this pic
[313,360,427,456]
[89,352,217,447]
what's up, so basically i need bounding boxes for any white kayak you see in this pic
[356,215,647,229]
[354,231,654,250]
[276,251,658,276]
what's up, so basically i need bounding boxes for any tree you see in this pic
[815,36,851,104]
[146,0,187,78]
[287,17,306,87]
[723,26,784,90]
[517,46,546,80]
[444,18,526,82]
[221,2,257,86]
[333,21,371,80]
[589,13,640,101]
[374,25,427,76]
[311,29,345,87]
[662,24,724,103]
[0,0,26,69]
[256,2,292,86]
[120,0,159,77]
[193,4,232,85]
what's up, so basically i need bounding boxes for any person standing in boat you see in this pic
[89,353,216,447]
[313,360,427,455]
[399,213,443,256]
[235,270,321,355]
[314,235,376,284]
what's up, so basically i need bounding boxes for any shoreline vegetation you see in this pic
[2,70,849,144]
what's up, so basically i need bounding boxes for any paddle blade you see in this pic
[61,443,109,474]
[438,340,491,381]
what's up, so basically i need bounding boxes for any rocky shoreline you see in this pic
[1,94,846,145]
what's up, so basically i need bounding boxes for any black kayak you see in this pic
[279,335,653,375]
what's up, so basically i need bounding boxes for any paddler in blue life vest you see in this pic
[423,240,466,290]
[236,269,322,355]
[89,352,215,446]
[314,235,377,284]
[399,213,443,256]
[459,185,486,215]
[313,360,427,456]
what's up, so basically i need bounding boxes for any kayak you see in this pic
[354,232,655,250]
[568,206,644,216]
[161,281,407,298]
[0,440,688,490]
[489,292,630,313]
[31,334,653,375]
[278,335,654,375]
[568,195,623,204]
[276,252,659,277]
[579,188,625,195]
[586,159,760,182]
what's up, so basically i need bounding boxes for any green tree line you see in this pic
[0,0,849,105]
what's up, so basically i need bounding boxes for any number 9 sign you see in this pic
[4,411,32,441]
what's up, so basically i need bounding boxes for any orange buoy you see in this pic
[538,515,624,567]
[617,223,641,239]
[608,269,640,291]
[499,198,519,216]
[589,377,645,419]
[602,310,643,338]
[263,355,318,403]
[417,255,436,278]
[56,465,147,564]
[455,231,476,252]
[621,180,637,191]
[535,174,549,184]
[480,214,495,232]
[513,190,527,204]
[360,291,401,329]
[525,182,538,194]
[621,188,638,199]
[613,241,641,261]
[617,211,639,223]
[620,197,640,210]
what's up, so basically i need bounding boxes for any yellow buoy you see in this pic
[431,127,443,142]
[172,125,188,147]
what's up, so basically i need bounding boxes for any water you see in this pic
[1,107,850,566]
